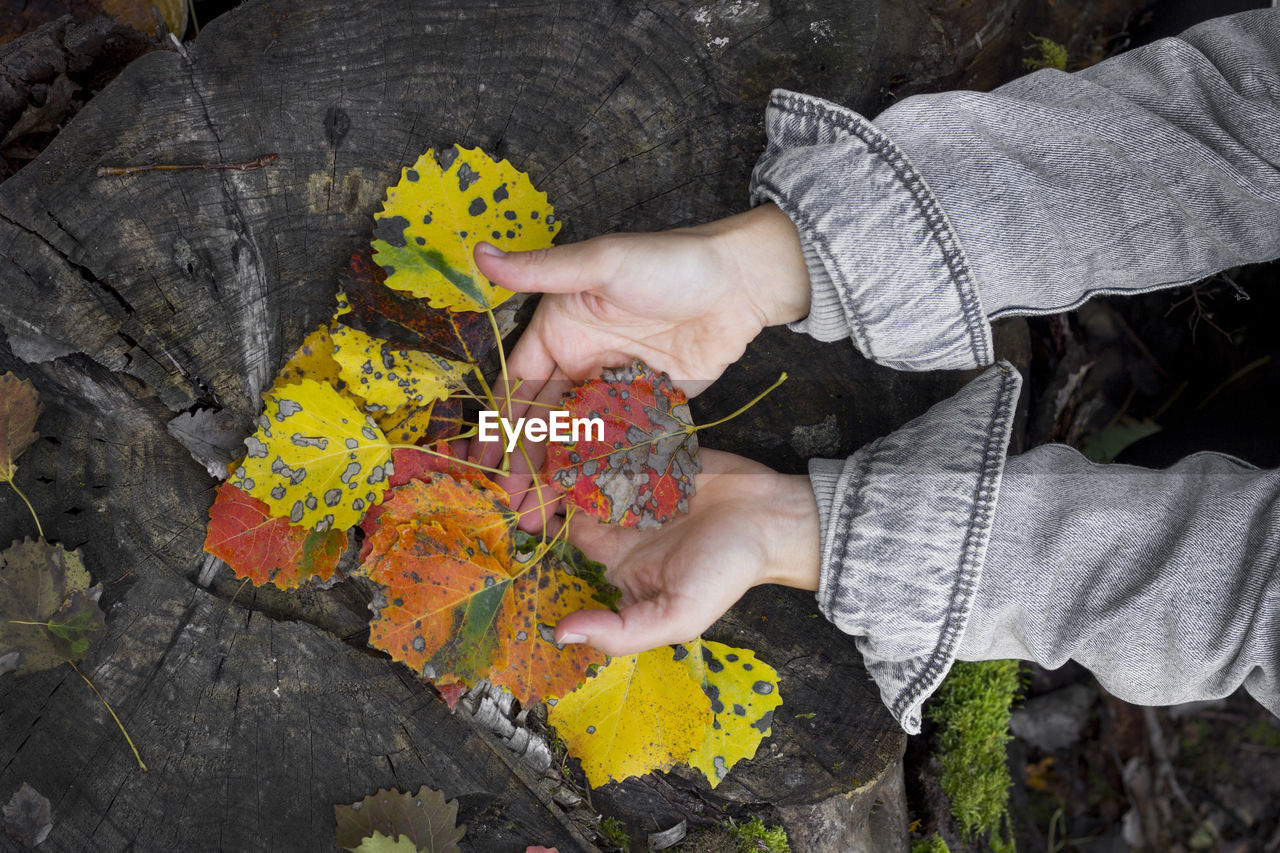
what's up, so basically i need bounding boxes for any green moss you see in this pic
[671,818,789,853]
[727,817,789,853]
[1023,35,1069,71]
[598,817,629,849]
[928,660,1021,853]
[911,833,951,853]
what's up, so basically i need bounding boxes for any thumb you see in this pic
[474,239,611,294]
[555,599,696,657]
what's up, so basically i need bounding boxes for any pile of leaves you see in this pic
[201,146,782,789]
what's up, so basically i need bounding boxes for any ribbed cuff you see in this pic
[750,89,994,371]
[808,362,1022,733]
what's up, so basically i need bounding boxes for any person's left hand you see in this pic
[551,449,821,656]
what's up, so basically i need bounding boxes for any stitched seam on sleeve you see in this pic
[768,91,992,365]
[752,180,874,358]
[889,366,1020,719]
[826,442,878,618]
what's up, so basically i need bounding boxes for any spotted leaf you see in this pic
[678,639,783,788]
[272,322,345,393]
[548,645,711,787]
[362,517,514,684]
[542,360,700,529]
[371,146,560,312]
[330,321,468,417]
[360,473,514,565]
[485,531,609,702]
[233,379,392,531]
[203,482,346,589]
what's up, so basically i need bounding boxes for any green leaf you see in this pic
[0,538,105,676]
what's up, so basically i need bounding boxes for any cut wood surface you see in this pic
[0,0,1154,849]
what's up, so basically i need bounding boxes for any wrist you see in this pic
[703,203,811,328]
[758,472,821,591]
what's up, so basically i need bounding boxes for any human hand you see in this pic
[470,203,811,513]
[474,202,811,396]
[551,449,821,656]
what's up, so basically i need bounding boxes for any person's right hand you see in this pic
[469,203,812,518]
[473,201,812,397]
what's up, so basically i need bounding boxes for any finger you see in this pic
[554,598,700,657]
[474,238,613,294]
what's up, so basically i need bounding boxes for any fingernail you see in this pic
[559,632,588,645]
[475,241,505,258]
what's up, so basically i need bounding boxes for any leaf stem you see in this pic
[69,661,147,771]
[484,307,513,415]
[6,479,43,538]
[693,372,788,432]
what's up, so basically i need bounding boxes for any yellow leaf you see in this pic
[549,646,710,787]
[375,399,438,445]
[679,640,783,788]
[272,323,344,392]
[232,379,392,531]
[330,322,468,415]
[371,146,560,312]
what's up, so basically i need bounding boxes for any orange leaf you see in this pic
[364,518,513,683]
[360,473,514,566]
[203,482,346,589]
[486,539,607,702]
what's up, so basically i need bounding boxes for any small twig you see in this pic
[70,661,147,771]
[168,31,191,62]
[98,154,279,176]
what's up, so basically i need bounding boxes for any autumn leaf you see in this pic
[386,443,506,496]
[338,250,497,364]
[549,645,711,787]
[0,538,105,677]
[3,783,52,848]
[363,517,514,684]
[371,146,560,312]
[203,482,346,589]
[272,322,345,392]
[361,474,514,564]
[0,372,40,483]
[361,482,612,701]
[330,322,469,417]
[542,361,700,529]
[678,640,783,788]
[485,532,608,702]
[232,379,393,532]
[376,396,464,446]
[334,786,465,853]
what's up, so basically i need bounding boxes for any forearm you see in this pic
[958,446,1280,714]
[753,10,1280,369]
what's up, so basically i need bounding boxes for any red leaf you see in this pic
[435,680,467,711]
[541,361,700,528]
[337,249,495,364]
[203,482,346,588]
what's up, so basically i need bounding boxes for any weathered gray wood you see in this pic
[0,0,1145,849]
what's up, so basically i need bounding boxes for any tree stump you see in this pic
[0,0,1151,849]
